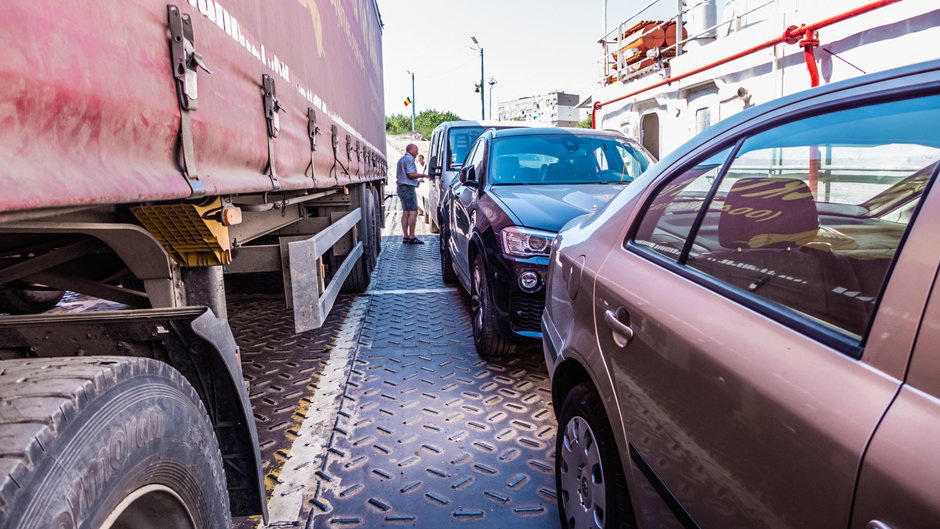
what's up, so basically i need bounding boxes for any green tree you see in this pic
[386,109,462,139]
[577,117,592,129]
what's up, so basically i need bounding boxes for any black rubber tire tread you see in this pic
[0,287,65,314]
[371,185,383,260]
[0,356,231,529]
[471,255,514,357]
[341,257,371,293]
[440,229,457,285]
[555,382,636,529]
[341,184,377,293]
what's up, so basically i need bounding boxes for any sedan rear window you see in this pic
[633,95,940,343]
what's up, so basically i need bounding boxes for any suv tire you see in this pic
[440,229,457,285]
[471,254,513,357]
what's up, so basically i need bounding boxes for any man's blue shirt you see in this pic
[396,153,418,186]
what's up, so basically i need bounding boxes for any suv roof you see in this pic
[487,127,624,139]
[432,120,520,131]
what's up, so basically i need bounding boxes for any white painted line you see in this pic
[260,295,371,527]
[366,287,459,295]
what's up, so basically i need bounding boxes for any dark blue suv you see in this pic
[439,127,652,356]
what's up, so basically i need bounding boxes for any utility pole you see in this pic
[488,78,497,120]
[471,36,484,120]
[407,70,415,132]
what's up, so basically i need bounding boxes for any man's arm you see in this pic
[405,157,427,178]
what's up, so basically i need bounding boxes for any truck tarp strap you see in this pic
[306,107,319,186]
[167,5,206,199]
[266,135,280,191]
[262,74,281,191]
[180,109,205,197]
[329,124,348,183]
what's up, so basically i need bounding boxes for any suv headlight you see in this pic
[501,226,556,258]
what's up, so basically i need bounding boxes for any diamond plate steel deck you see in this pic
[305,236,560,528]
[230,227,560,528]
[226,276,353,529]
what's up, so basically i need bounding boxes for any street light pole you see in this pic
[488,77,497,120]
[406,70,415,132]
[471,36,484,120]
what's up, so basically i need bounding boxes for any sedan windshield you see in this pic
[489,134,650,185]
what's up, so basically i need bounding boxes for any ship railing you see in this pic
[600,0,776,85]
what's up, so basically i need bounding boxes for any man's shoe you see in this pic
[402,237,413,244]
[411,237,425,244]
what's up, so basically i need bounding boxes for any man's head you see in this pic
[406,144,418,157]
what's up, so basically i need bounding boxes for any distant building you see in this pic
[498,92,580,127]
[576,95,593,124]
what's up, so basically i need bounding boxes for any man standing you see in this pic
[396,143,428,244]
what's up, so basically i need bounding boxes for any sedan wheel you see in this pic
[556,383,634,529]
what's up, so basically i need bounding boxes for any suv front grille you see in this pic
[510,291,545,333]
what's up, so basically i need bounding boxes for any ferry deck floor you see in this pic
[231,202,562,529]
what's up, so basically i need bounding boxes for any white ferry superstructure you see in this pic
[593,0,940,159]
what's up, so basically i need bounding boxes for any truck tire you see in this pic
[0,357,231,529]
[341,257,371,293]
[367,184,382,267]
[0,286,65,314]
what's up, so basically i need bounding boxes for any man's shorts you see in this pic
[397,184,418,211]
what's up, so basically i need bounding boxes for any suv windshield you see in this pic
[489,134,650,185]
[447,127,487,169]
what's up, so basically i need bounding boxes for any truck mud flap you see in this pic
[0,306,267,520]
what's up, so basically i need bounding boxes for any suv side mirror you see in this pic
[459,165,477,186]
[428,155,441,177]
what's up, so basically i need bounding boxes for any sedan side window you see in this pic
[688,96,940,340]
[633,148,731,260]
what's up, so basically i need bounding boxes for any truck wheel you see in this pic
[341,257,371,293]
[556,383,635,529]
[0,357,231,529]
[368,184,382,265]
[0,286,65,314]
[471,255,513,357]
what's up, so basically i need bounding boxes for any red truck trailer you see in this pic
[0,1,386,527]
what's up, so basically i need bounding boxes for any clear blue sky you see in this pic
[377,0,676,121]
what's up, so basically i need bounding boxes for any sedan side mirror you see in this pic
[459,165,478,186]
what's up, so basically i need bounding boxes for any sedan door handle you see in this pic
[604,308,634,347]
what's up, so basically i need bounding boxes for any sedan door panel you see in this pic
[594,248,900,528]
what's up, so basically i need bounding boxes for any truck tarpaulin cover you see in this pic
[0,0,386,215]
